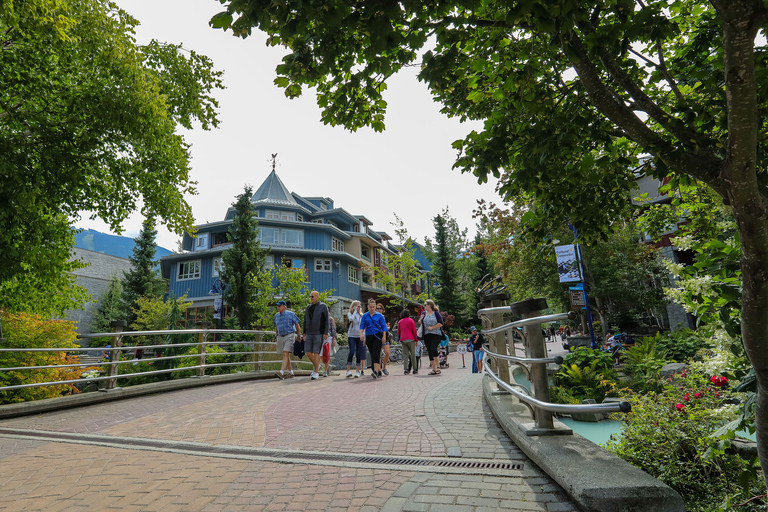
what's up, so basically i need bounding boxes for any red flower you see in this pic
[693,392,702,399]
[675,403,685,411]
[683,393,690,402]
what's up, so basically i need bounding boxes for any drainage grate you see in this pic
[0,428,525,474]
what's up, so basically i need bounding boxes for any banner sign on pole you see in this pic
[213,298,222,320]
[555,245,582,283]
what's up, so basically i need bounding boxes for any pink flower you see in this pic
[683,393,690,402]
[675,403,685,411]
[693,392,702,399]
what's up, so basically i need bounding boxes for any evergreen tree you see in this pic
[220,186,268,329]
[121,218,165,326]
[432,214,462,330]
[88,276,123,346]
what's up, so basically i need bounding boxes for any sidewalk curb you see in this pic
[482,375,685,512]
[0,371,309,419]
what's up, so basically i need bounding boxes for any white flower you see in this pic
[672,235,696,251]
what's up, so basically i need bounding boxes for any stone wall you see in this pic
[63,248,132,336]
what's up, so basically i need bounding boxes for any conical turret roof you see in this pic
[251,170,298,206]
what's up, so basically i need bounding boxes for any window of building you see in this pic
[348,266,359,284]
[315,258,332,272]
[374,249,381,265]
[353,224,360,232]
[213,257,224,277]
[259,227,303,247]
[211,232,229,246]
[195,234,208,250]
[297,214,303,222]
[362,272,371,286]
[266,210,295,221]
[311,219,324,224]
[361,245,370,261]
[332,237,344,252]
[258,227,279,245]
[266,255,273,268]
[281,229,303,246]
[178,260,201,280]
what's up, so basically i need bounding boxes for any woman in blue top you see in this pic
[359,298,388,379]
[418,299,444,375]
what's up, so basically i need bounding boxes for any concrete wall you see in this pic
[63,248,132,336]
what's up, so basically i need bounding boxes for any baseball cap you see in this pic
[276,300,287,306]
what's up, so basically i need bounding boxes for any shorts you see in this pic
[276,333,296,354]
[474,350,484,361]
[321,343,331,364]
[304,334,324,354]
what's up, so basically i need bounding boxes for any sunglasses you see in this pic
[376,307,383,310]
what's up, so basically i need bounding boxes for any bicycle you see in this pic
[382,343,403,364]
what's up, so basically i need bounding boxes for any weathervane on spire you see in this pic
[270,153,278,172]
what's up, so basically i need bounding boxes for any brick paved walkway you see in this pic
[0,364,579,511]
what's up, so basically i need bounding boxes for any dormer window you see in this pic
[195,234,208,250]
[361,245,370,261]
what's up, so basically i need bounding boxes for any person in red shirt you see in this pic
[397,309,419,375]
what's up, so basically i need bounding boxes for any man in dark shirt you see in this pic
[468,326,485,373]
[303,290,329,380]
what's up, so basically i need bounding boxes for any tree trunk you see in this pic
[714,0,768,487]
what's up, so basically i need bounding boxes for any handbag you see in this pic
[293,336,305,359]
[416,324,424,340]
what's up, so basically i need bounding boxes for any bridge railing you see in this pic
[479,297,630,435]
[0,323,281,393]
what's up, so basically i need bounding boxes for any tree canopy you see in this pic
[1,0,223,286]
[212,0,768,482]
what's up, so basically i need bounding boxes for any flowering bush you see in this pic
[607,368,762,511]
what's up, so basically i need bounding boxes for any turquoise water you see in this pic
[558,417,623,446]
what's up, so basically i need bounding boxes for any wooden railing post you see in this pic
[197,322,211,377]
[105,320,126,390]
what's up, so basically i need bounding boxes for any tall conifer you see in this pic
[220,186,268,329]
[121,218,165,326]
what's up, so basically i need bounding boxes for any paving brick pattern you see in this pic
[0,366,579,511]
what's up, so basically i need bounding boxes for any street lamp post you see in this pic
[568,224,597,349]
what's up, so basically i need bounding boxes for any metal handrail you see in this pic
[481,312,573,336]
[0,328,283,394]
[485,364,631,415]
[483,343,563,365]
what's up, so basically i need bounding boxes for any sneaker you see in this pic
[276,371,285,380]
[322,371,328,377]
[286,373,294,379]
[346,370,353,378]
[311,372,318,380]
[382,368,389,376]
[354,371,360,378]
[371,371,378,379]
[413,370,418,375]
[404,370,410,375]
[377,371,383,378]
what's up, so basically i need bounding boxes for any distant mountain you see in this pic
[74,229,173,260]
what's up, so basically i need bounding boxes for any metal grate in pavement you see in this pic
[0,427,524,475]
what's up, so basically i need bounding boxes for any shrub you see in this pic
[548,385,582,406]
[606,369,763,512]
[556,360,619,402]
[175,345,249,377]
[562,347,614,372]
[622,338,670,393]
[653,329,713,363]
[0,312,85,403]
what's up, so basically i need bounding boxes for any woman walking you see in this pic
[377,303,391,375]
[346,301,364,378]
[397,309,419,375]
[359,298,388,379]
[418,299,444,375]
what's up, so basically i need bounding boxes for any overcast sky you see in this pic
[75,0,501,250]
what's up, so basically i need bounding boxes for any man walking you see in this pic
[303,290,329,380]
[274,300,301,380]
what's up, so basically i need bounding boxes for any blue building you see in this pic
[160,170,430,324]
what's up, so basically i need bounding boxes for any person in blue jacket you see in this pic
[359,298,388,379]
